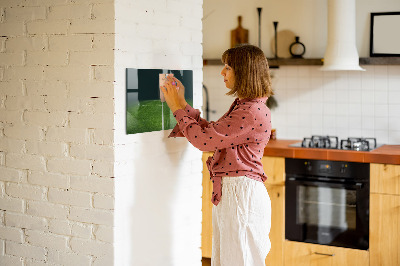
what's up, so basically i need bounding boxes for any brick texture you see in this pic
[0,0,204,265]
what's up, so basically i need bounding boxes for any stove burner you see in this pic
[301,135,339,149]
[294,136,379,151]
[340,137,377,151]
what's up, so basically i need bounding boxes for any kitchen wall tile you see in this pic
[322,70,335,78]
[287,113,300,127]
[375,104,389,117]
[388,76,400,91]
[374,130,389,144]
[361,90,375,103]
[310,77,324,90]
[388,131,400,144]
[298,67,311,78]
[388,104,400,117]
[348,76,362,90]
[298,102,312,115]
[336,103,349,116]
[361,75,374,91]
[311,102,324,113]
[388,91,400,104]
[298,77,311,89]
[362,65,375,75]
[387,65,400,76]
[374,65,388,77]
[361,104,375,117]
[310,66,324,77]
[323,87,336,103]
[336,115,348,129]
[336,90,349,103]
[311,127,325,136]
[374,77,388,91]
[375,117,389,129]
[323,115,336,129]
[362,128,376,138]
[348,103,362,116]
[348,90,362,103]
[374,90,388,104]
[273,76,286,90]
[323,103,336,115]
[388,117,400,131]
[336,128,349,140]
[335,72,349,90]
[349,116,362,129]
[286,77,299,89]
[349,128,363,137]
[272,67,286,78]
[311,114,324,128]
[362,116,375,130]
[311,85,323,101]
[296,127,312,138]
[285,66,298,77]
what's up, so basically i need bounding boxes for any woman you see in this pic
[161,44,273,266]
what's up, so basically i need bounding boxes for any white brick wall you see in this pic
[0,0,115,265]
[1,0,204,265]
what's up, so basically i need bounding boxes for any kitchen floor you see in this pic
[202,257,211,266]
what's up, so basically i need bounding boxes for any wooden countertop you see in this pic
[263,139,400,165]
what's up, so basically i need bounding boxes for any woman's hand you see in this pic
[160,77,184,113]
[171,76,187,108]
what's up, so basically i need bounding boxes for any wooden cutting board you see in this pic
[231,16,249,48]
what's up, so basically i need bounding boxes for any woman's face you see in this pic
[220,64,235,89]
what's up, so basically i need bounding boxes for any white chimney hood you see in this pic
[320,0,365,71]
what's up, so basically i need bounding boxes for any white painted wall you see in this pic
[113,0,203,265]
[203,0,400,144]
[0,0,115,265]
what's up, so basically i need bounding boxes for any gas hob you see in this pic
[289,135,382,151]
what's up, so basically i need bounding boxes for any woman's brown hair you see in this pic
[221,44,273,99]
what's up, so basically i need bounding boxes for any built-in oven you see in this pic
[285,158,369,250]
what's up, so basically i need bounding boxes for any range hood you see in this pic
[320,0,365,71]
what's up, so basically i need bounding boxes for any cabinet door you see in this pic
[202,152,213,258]
[264,184,284,266]
[284,241,369,266]
[370,193,400,266]
[262,156,285,185]
[370,163,400,195]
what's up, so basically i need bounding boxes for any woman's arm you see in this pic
[173,106,257,152]
[163,77,212,137]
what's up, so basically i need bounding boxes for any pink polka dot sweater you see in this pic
[169,97,272,206]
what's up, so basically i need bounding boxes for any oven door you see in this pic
[285,177,369,250]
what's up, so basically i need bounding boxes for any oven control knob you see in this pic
[304,162,312,171]
[340,164,347,174]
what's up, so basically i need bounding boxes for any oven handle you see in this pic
[286,177,364,189]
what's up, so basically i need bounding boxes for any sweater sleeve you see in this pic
[168,104,211,138]
[172,106,257,152]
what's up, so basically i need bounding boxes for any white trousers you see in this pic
[211,176,271,266]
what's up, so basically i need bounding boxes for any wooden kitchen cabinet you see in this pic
[262,156,285,266]
[284,241,369,266]
[264,184,285,266]
[202,152,213,258]
[370,163,400,266]
[370,163,400,195]
[201,154,286,266]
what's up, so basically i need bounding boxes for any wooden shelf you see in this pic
[203,57,400,67]
[203,58,323,67]
[359,57,400,65]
